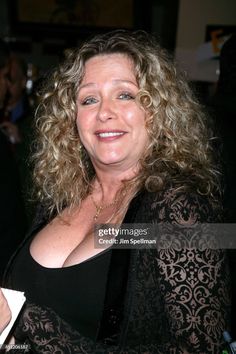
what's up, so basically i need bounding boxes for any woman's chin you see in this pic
[91,154,127,168]
[96,158,124,167]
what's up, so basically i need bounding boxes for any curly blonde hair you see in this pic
[33,30,220,214]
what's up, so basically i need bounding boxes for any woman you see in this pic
[3,30,230,353]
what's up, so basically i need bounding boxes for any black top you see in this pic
[5,189,230,353]
[10,236,111,340]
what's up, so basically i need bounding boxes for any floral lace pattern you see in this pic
[7,188,231,354]
[10,303,182,354]
[153,189,231,352]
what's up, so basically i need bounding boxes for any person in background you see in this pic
[211,34,236,222]
[2,30,231,353]
[1,54,35,223]
[0,54,26,144]
[0,40,9,119]
[210,33,236,338]
[5,54,29,121]
[0,40,27,283]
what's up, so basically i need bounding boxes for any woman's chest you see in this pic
[29,203,106,268]
[10,236,112,339]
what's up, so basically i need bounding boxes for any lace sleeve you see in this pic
[12,303,183,354]
[153,191,231,353]
[7,192,231,354]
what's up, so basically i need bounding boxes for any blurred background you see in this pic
[0,0,235,102]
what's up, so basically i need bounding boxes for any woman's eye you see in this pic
[81,97,98,105]
[118,92,135,100]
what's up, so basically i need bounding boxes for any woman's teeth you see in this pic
[98,132,124,138]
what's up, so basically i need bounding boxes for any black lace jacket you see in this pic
[4,187,231,354]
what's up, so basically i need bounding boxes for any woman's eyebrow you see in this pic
[79,82,96,90]
[112,79,138,86]
[79,79,137,91]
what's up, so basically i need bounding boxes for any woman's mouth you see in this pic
[95,130,126,140]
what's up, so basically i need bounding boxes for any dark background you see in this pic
[2,0,179,74]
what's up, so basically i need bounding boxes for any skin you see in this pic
[30,53,149,268]
[0,288,11,334]
[76,53,149,188]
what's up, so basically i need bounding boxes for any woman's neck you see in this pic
[92,163,140,196]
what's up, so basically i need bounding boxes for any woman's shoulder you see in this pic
[29,204,55,232]
[139,183,222,224]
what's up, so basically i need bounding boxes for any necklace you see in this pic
[91,194,120,221]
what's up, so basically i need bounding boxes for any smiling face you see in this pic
[76,53,149,175]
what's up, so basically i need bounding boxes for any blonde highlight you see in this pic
[32,30,220,215]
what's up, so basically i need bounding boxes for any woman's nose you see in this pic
[97,98,116,122]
